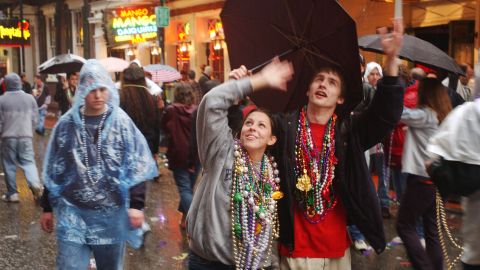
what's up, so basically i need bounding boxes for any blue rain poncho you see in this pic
[43,59,158,246]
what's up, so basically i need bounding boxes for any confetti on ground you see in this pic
[150,217,160,222]
[172,253,188,261]
[157,240,167,249]
[361,249,373,257]
[3,235,18,239]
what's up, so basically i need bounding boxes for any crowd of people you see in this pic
[0,17,478,270]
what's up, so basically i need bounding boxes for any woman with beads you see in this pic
[396,78,452,270]
[187,57,293,270]
[39,59,158,269]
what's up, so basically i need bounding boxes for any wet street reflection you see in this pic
[0,132,463,270]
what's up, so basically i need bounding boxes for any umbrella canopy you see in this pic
[221,0,363,115]
[143,64,181,83]
[358,34,464,76]
[38,53,86,74]
[98,57,130,73]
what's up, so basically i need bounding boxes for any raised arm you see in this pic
[196,58,293,167]
[354,18,405,150]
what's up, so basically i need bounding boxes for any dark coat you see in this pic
[272,76,404,254]
[162,103,197,170]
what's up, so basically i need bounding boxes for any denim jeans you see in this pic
[348,225,365,241]
[173,167,199,213]
[36,107,46,134]
[370,153,390,209]
[56,240,126,270]
[2,138,41,196]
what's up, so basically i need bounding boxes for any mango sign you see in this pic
[112,7,157,44]
[0,19,31,47]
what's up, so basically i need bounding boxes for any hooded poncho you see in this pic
[43,60,158,246]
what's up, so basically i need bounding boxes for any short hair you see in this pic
[67,72,77,79]
[188,70,196,80]
[174,82,194,105]
[312,66,346,98]
[410,67,426,81]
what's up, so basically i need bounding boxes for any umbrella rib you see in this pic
[302,45,340,67]
[282,0,299,38]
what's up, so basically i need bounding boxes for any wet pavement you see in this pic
[0,129,464,270]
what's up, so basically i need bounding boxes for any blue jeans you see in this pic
[173,167,199,213]
[370,153,389,209]
[57,241,126,270]
[36,107,47,134]
[2,138,41,196]
[348,225,365,241]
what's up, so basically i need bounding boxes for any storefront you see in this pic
[103,6,161,65]
[164,1,229,82]
[0,18,31,75]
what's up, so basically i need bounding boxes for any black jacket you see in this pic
[272,76,404,254]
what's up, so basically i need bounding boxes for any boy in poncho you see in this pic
[39,60,158,269]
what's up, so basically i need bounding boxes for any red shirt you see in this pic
[279,123,350,258]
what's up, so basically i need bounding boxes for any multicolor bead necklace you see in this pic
[230,140,283,270]
[294,106,338,223]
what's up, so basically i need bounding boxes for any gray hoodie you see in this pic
[186,78,252,265]
[0,73,38,138]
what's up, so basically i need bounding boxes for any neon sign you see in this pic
[0,19,31,47]
[112,7,157,44]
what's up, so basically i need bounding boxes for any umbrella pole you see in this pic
[250,46,299,73]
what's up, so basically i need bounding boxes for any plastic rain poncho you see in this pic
[43,59,158,246]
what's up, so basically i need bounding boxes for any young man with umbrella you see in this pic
[269,20,404,269]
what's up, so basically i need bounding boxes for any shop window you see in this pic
[209,41,224,82]
[176,44,190,72]
[74,10,83,46]
[48,17,56,57]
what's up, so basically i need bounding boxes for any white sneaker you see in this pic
[420,238,426,249]
[353,240,371,251]
[391,236,403,244]
[2,193,20,202]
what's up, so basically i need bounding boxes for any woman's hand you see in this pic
[228,65,251,80]
[250,57,294,92]
[128,208,145,228]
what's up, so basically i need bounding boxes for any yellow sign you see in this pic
[112,7,157,44]
[0,20,31,46]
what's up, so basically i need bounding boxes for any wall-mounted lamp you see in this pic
[179,42,189,52]
[151,47,159,55]
[127,48,134,56]
[213,39,223,51]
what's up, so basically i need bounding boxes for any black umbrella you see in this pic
[358,34,464,76]
[38,53,86,74]
[221,0,363,115]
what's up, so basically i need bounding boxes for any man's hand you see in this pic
[40,212,54,233]
[128,208,145,228]
[379,18,404,76]
[250,56,294,92]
